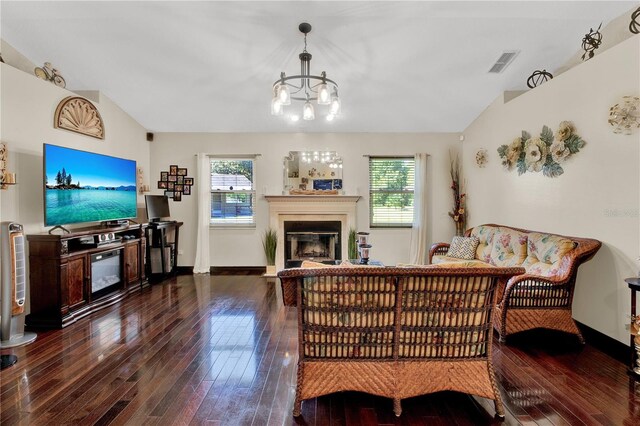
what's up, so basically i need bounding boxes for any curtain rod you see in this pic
[194,154,262,158]
[362,154,430,158]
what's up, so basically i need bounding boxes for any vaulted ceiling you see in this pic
[1,1,634,132]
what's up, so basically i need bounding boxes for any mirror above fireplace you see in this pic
[283,151,343,194]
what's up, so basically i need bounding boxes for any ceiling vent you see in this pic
[488,51,520,73]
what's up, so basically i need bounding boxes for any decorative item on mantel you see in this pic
[581,23,602,61]
[271,23,341,122]
[629,6,640,34]
[0,142,17,189]
[448,153,466,236]
[608,96,639,135]
[54,96,104,139]
[526,69,553,89]
[497,121,586,178]
[289,188,338,195]
[34,62,66,87]
[158,165,193,201]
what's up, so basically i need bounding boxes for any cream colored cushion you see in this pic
[470,225,497,263]
[427,260,493,268]
[521,232,576,278]
[489,228,528,267]
[399,331,487,358]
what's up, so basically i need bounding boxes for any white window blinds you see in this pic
[369,157,415,228]
[210,158,255,226]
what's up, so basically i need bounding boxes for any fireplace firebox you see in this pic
[90,248,123,298]
[284,221,341,268]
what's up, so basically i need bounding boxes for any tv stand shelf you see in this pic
[145,221,182,283]
[26,224,148,329]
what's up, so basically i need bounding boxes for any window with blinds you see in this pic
[210,159,255,226]
[369,157,415,228]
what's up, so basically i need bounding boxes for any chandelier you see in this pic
[271,23,341,121]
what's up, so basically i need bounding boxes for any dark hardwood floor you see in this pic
[1,274,639,425]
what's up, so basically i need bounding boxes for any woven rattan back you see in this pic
[279,267,524,363]
[399,274,496,359]
[299,273,397,359]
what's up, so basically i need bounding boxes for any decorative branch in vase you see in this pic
[448,152,467,236]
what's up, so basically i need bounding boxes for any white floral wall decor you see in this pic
[497,121,586,178]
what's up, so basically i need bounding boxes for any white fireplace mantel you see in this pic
[264,195,361,203]
[265,195,361,271]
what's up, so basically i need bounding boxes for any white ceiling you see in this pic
[1,1,634,133]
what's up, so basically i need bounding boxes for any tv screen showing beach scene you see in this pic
[44,144,137,226]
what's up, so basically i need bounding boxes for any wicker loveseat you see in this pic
[278,265,524,418]
[429,224,601,343]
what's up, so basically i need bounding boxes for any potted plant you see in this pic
[263,228,277,275]
[348,228,358,261]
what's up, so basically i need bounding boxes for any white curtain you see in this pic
[193,153,210,274]
[409,153,429,264]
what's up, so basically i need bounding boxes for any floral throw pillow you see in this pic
[446,236,480,260]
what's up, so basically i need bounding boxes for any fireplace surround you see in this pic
[265,195,360,271]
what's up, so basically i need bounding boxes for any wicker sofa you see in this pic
[278,265,524,418]
[429,224,601,343]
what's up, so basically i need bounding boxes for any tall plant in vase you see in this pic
[448,153,467,236]
[262,228,277,275]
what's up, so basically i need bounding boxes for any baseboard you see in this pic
[576,321,628,364]
[175,266,194,275]
[210,266,266,275]
[175,266,267,275]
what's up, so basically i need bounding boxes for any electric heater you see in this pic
[1,222,36,350]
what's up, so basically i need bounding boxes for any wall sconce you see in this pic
[0,142,17,190]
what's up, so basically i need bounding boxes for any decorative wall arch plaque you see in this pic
[54,96,105,139]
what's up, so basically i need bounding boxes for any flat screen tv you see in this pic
[145,195,171,222]
[44,144,137,226]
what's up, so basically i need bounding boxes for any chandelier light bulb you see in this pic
[290,114,300,122]
[317,83,331,105]
[277,84,291,105]
[326,114,335,122]
[330,93,341,115]
[271,97,283,116]
[303,101,315,120]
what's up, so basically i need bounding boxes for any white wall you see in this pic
[1,39,37,76]
[461,36,640,344]
[0,63,150,235]
[150,133,461,267]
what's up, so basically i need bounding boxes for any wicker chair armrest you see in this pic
[509,274,566,287]
[279,276,298,307]
[501,274,568,303]
[429,243,450,263]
